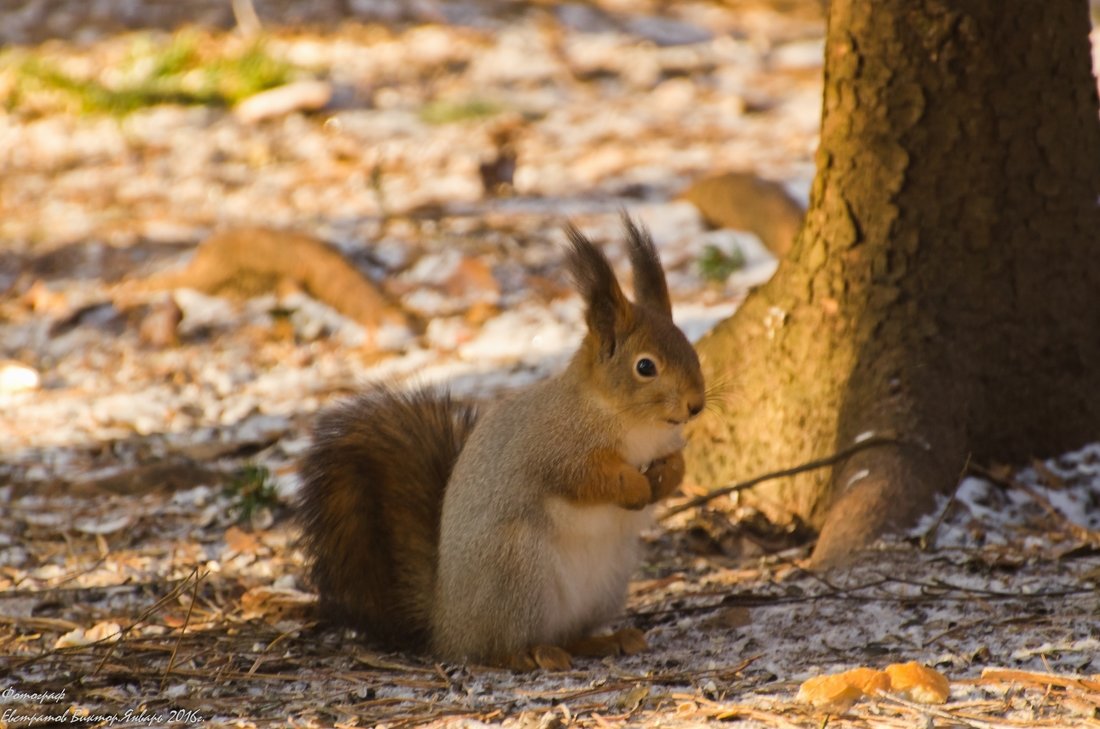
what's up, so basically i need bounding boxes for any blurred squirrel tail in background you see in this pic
[296,386,477,650]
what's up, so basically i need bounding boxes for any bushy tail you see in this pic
[297,385,477,650]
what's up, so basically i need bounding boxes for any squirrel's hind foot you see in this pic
[497,644,574,672]
[566,627,648,658]
[531,644,574,671]
[500,628,648,671]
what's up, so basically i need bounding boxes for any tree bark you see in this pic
[685,0,1100,567]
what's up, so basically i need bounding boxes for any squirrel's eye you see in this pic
[635,357,658,378]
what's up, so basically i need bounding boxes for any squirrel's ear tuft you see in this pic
[565,223,632,359]
[622,214,672,317]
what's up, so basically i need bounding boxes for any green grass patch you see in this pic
[6,31,295,116]
[698,242,746,282]
[419,97,502,125]
[225,464,280,523]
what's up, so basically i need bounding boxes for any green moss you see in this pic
[225,464,280,523]
[698,242,746,282]
[133,31,202,80]
[16,58,219,115]
[6,31,295,116]
[201,41,296,105]
[419,97,502,125]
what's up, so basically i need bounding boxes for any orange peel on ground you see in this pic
[796,672,868,712]
[885,661,951,704]
[798,662,949,711]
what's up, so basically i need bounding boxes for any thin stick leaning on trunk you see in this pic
[661,434,925,521]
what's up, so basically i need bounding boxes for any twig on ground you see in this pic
[923,615,1047,649]
[9,568,201,673]
[876,692,1016,729]
[977,668,1100,693]
[162,567,204,688]
[967,463,1098,544]
[0,580,168,599]
[918,452,972,550]
[0,615,82,633]
[636,571,1095,624]
[91,566,203,677]
[246,622,317,676]
[666,694,807,729]
[44,554,110,591]
[520,655,761,702]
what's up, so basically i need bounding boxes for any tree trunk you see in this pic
[685,0,1100,567]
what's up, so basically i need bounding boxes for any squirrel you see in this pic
[297,215,706,670]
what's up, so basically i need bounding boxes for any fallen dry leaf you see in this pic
[443,256,499,303]
[55,621,123,648]
[703,605,752,629]
[225,526,262,555]
[615,684,650,711]
[240,586,315,621]
[234,80,333,124]
[73,511,135,535]
[0,360,40,394]
[23,279,68,313]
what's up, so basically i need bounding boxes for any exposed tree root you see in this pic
[135,226,409,340]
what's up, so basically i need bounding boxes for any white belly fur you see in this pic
[538,423,683,643]
[542,498,653,642]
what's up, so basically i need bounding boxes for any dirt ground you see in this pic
[2,1,1099,726]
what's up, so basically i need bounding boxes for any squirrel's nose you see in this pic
[687,400,704,419]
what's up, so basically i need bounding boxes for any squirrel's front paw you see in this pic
[616,464,652,510]
[645,451,685,502]
[573,448,653,509]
